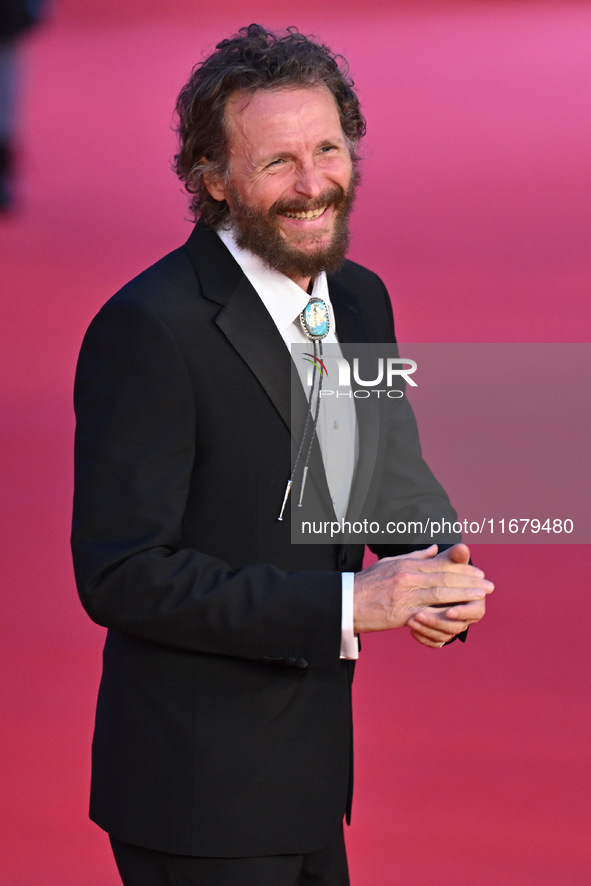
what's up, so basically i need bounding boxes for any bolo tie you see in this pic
[277,296,330,521]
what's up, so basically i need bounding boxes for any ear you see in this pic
[202,159,228,202]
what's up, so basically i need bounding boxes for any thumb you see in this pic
[438,543,471,564]
[404,544,439,560]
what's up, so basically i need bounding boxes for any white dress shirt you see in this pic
[217,226,359,659]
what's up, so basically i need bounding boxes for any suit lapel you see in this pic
[185,226,333,518]
[184,224,381,523]
[184,224,297,435]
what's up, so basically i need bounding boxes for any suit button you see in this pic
[294,658,309,669]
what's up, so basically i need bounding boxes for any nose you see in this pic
[293,158,324,199]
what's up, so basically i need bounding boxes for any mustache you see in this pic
[271,186,346,217]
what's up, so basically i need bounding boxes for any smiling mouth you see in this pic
[280,206,328,221]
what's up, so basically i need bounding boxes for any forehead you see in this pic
[224,85,345,159]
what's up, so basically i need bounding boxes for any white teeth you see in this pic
[282,207,326,220]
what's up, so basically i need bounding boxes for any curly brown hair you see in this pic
[174,24,366,227]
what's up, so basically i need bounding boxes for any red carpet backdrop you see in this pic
[2,0,590,882]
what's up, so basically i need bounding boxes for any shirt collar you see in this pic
[217,225,330,340]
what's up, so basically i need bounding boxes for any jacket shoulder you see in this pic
[331,258,396,342]
[332,258,388,296]
[107,244,199,314]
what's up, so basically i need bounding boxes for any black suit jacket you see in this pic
[71,223,456,856]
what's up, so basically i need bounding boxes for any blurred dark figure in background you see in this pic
[0,0,46,210]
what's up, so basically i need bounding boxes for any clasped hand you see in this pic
[353,544,493,648]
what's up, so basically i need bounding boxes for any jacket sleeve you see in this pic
[71,297,343,668]
[359,274,468,641]
[360,273,461,556]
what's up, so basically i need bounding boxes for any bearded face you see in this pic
[227,177,358,280]
[204,86,358,286]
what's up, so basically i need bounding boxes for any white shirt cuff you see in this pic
[340,572,359,659]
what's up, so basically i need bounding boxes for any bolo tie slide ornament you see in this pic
[278,297,330,521]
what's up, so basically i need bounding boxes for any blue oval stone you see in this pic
[302,298,329,339]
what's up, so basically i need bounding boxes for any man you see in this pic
[72,24,493,886]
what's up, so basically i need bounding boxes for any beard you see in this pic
[225,170,359,280]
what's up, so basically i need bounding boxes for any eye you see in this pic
[319,144,337,154]
[266,157,286,169]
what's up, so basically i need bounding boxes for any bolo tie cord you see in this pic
[277,338,324,521]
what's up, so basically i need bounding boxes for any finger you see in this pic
[414,599,486,631]
[415,559,486,578]
[420,570,493,590]
[426,599,486,624]
[409,610,463,638]
[409,613,469,640]
[435,543,471,564]
[409,628,449,648]
[385,544,439,562]
[444,599,487,622]
[409,624,452,644]
[414,577,494,609]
